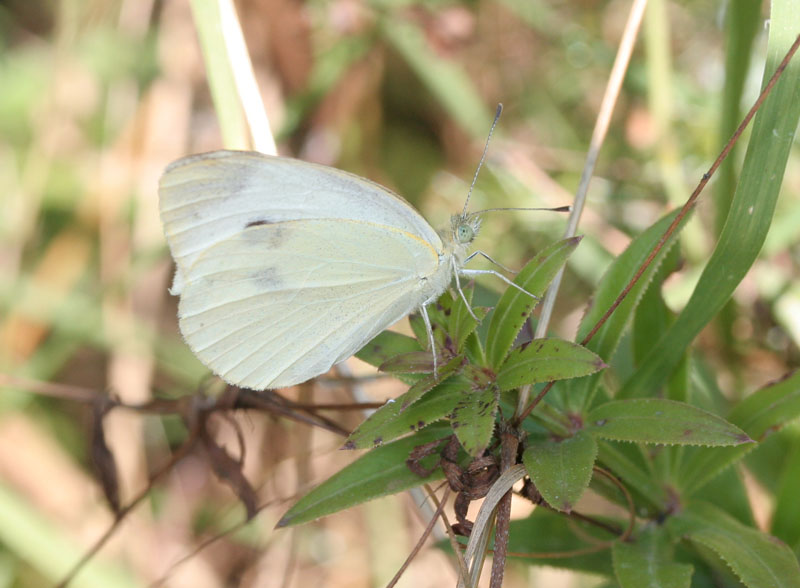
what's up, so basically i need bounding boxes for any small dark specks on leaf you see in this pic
[417,420,426,429]
[444,308,451,316]
[681,429,694,438]
[536,342,545,351]
[342,440,356,450]
[595,419,607,426]
[409,424,416,431]
[452,421,461,429]
[373,436,383,447]
[520,341,531,352]
[736,434,755,444]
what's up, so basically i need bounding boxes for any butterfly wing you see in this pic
[159,150,443,294]
[176,218,444,389]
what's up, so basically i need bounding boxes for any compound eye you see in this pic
[457,224,473,243]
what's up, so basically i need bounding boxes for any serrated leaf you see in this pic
[278,428,451,527]
[394,354,465,412]
[679,370,800,495]
[585,399,753,447]
[612,526,693,588]
[522,430,597,512]
[667,501,800,588]
[344,378,469,449]
[379,351,437,374]
[451,385,499,456]
[486,237,581,369]
[496,338,606,391]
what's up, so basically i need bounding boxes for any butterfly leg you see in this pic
[464,250,518,274]
[459,268,540,300]
[452,266,480,321]
[419,304,439,379]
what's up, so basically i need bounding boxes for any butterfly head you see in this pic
[450,213,482,247]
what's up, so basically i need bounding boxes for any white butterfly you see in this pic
[159,150,535,390]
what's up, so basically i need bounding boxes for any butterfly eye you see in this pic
[456,223,474,244]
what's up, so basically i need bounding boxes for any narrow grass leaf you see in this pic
[619,12,800,399]
[379,18,490,138]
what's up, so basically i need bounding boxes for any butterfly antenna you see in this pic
[463,103,503,217]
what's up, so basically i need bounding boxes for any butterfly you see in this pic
[159,149,558,390]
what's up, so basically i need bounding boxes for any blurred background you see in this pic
[0,0,797,586]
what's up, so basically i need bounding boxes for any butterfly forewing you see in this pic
[159,150,443,294]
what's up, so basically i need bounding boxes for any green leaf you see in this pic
[667,501,800,588]
[728,370,800,439]
[344,378,469,450]
[379,351,437,374]
[568,210,683,410]
[596,440,668,511]
[278,428,451,527]
[678,372,800,495]
[619,12,800,399]
[522,430,597,512]
[451,386,499,456]
[613,526,693,588]
[679,370,800,495]
[585,399,753,447]
[496,338,606,392]
[505,507,616,575]
[189,0,251,149]
[449,284,488,352]
[486,237,581,369]
[395,354,465,412]
[771,433,800,546]
[356,330,421,368]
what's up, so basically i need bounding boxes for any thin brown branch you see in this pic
[386,486,451,588]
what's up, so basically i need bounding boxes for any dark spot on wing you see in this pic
[245,218,274,228]
[250,267,282,289]
[243,221,287,248]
